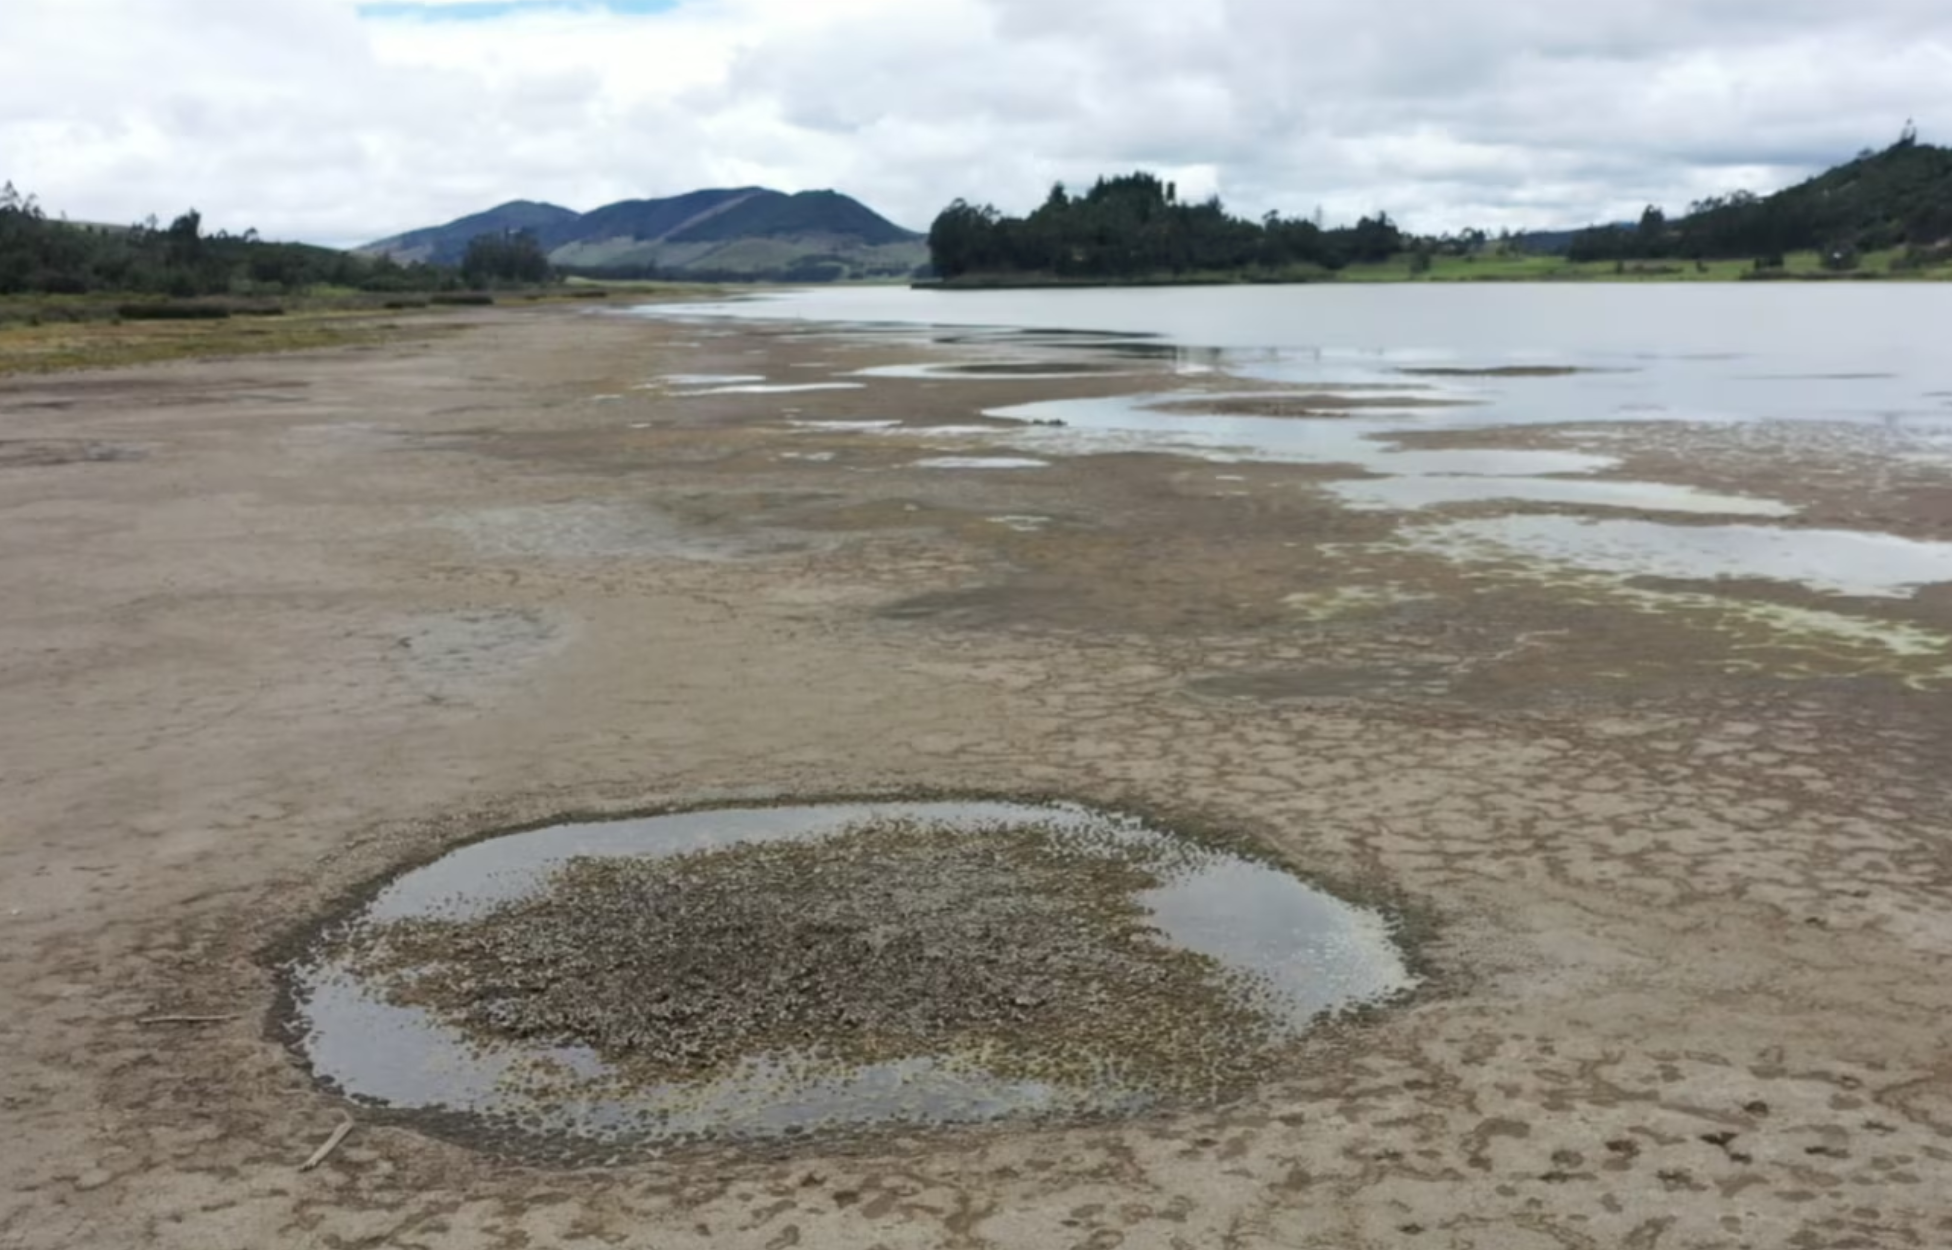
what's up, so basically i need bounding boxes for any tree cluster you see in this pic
[928,174,1403,280]
[0,183,474,296]
[459,229,554,287]
[0,183,563,297]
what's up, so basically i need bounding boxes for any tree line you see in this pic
[0,183,559,297]
[927,173,1403,281]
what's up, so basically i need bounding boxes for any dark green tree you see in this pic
[0,182,480,296]
[925,171,1394,280]
[460,229,553,287]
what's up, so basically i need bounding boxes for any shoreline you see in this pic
[2,303,1948,1248]
[918,266,1922,289]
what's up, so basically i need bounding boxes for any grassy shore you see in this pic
[0,304,451,376]
[1338,247,1947,282]
[925,248,1952,289]
[0,283,721,376]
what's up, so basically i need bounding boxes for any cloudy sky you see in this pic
[4,0,1947,245]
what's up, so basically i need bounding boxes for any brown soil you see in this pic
[3,304,1950,1249]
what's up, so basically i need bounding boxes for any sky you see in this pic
[3,0,1947,246]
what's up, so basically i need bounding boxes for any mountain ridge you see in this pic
[360,187,927,280]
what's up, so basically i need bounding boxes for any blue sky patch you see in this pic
[357,0,682,20]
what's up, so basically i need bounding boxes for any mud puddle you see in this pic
[281,801,1413,1161]
[852,361,1138,381]
[912,456,1051,470]
[1405,515,1952,599]
[1327,475,1795,516]
[677,381,866,395]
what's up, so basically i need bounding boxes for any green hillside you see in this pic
[558,189,765,250]
[669,190,919,246]
[0,185,455,297]
[1568,131,1952,263]
[363,200,579,266]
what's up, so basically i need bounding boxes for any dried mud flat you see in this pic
[3,304,1952,1249]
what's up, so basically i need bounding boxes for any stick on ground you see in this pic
[136,1014,241,1027]
[299,1116,355,1172]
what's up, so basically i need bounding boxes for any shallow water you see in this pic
[652,373,766,386]
[1327,475,1796,516]
[634,286,1952,613]
[912,455,1051,470]
[787,417,903,431]
[1407,515,1952,598]
[677,381,866,395]
[286,801,1412,1154]
[853,361,1136,381]
[984,392,1618,473]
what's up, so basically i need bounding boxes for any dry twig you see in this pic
[299,1116,355,1172]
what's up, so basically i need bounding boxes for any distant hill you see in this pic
[362,200,581,266]
[361,188,927,281]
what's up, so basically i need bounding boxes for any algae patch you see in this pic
[283,801,1414,1159]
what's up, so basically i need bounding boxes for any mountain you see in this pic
[361,200,580,266]
[360,188,928,281]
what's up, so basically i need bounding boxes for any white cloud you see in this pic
[1,0,1947,245]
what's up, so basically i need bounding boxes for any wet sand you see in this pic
[3,303,1951,1248]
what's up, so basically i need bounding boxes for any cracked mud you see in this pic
[4,294,1952,1250]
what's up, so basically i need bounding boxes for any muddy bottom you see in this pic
[281,801,1412,1162]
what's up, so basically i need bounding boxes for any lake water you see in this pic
[639,284,1952,413]
[628,286,1952,601]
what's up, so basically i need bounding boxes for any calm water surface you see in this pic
[636,284,1952,427]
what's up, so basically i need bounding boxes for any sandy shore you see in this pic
[3,304,1950,1249]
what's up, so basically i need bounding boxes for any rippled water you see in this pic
[284,802,1413,1158]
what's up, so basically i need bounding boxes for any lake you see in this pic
[638,283,1952,424]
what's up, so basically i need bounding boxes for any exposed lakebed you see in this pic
[627,286,1952,669]
[281,801,1414,1161]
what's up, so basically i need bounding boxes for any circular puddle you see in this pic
[279,801,1416,1161]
